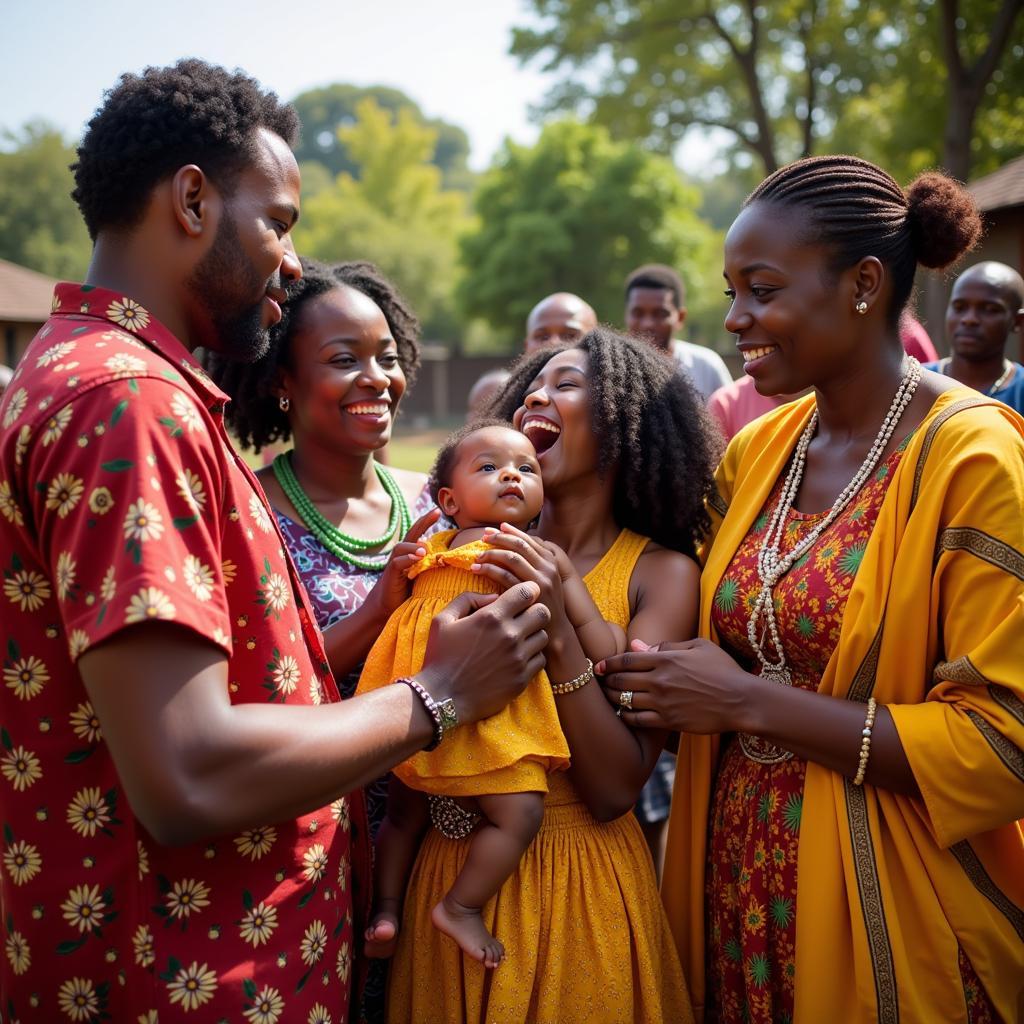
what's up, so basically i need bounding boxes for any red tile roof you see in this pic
[0,258,57,322]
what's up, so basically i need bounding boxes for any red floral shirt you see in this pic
[0,284,367,1023]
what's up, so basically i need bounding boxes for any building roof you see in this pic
[969,154,1024,213]
[0,258,58,323]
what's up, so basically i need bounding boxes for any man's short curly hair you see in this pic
[484,328,722,557]
[72,58,299,240]
[206,257,421,452]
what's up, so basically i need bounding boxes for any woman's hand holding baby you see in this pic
[471,523,571,629]
[369,508,441,619]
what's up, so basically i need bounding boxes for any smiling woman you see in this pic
[383,329,721,1023]
[599,156,1024,1024]
[207,257,436,1022]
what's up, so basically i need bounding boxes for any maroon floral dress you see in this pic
[706,438,994,1024]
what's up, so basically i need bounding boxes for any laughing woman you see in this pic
[600,157,1024,1023]
[385,329,721,1023]
[207,258,438,1023]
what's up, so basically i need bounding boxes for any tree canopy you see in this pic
[512,0,1023,180]
[291,83,474,189]
[0,122,91,279]
[457,119,724,346]
[294,99,470,341]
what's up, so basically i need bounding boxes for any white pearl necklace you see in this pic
[739,357,922,764]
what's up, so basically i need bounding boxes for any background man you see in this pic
[465,290,597,420]
[624,263,731,400]
[0,59,547,1021]
[524,291,597,352]
[926,260,1024,413]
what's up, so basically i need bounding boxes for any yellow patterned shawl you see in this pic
[662,388,1024,1024]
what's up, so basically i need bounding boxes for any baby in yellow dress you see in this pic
[357,422,623,967]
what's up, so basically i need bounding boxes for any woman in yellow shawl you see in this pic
[600,156,1024,1024]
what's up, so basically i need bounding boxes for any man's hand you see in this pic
[417,582,550,724]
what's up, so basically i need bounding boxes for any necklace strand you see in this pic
[739,358,921,764]
[938,356,1013,395]
[273,452,412,571]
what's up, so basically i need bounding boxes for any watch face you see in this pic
[437,698,458,730]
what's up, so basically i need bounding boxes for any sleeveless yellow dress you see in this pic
[356,530,570,795]
[386,529,694,1024]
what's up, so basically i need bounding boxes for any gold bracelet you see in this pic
[550,659,594,695]
[853,697,878,786]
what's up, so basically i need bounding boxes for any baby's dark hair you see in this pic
[746,155,982,325]
[484,328,722,557]
[428,419,523,504]
[207,257,421,452]
[72,58,298,240]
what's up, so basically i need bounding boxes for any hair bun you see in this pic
[905,171,982,269]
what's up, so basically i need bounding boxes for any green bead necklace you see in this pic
[273,451,412,571]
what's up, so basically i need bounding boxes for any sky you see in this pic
[0,0,558,171]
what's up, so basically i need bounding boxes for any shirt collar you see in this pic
[52,282,229,411]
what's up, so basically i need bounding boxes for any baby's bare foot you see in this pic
[364,910,399,959]
[431,895,505,968]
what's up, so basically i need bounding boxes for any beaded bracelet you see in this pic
[550,659,594,696]
[396,677,444,751]
[853,697,878,786]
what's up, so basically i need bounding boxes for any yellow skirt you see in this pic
[386,774,694,1023]
[356,531,570,796]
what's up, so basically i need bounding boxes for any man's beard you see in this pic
[188,210,273,363]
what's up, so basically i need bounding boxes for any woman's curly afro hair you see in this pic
[484,328,723,557]
[72,58,299,240]
[206,257,421,453]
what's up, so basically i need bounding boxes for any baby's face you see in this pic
[439,426,544,529]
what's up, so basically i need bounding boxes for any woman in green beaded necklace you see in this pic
[208,258,438,1023]
[210,257,437,681]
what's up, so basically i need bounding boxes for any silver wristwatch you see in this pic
[435,696,459,742]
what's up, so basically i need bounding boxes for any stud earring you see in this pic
[855,301,868,315]
[278,395,290,412]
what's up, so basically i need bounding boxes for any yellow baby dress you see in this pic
[356,529,570,796]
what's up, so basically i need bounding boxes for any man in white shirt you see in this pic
[624,263,731,400]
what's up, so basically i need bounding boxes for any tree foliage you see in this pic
[0,122,92,279]
[294,99,470,341]
[291,83,474,190]
[457,119,724,346]
[830,0,1024,182]
[512,0,1024,180]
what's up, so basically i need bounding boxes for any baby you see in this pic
[357,421,623,967]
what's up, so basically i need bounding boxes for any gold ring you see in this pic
[619,689,634,709]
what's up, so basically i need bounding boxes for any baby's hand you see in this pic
[374,508,441,616]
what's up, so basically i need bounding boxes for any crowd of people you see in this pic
[0,58,1021,1024]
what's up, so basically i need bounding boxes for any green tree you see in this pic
[457,119,724,347]
[513,0,1023,180]
[512,0,895,174]
[294,99,469,341]
[291,84,474,189]
[831,0,1023,182]
[0,122,92,279]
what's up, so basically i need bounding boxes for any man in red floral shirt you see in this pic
[0,60,548,1022]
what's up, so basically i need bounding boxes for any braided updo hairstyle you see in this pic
[484,328,721,558]
[206,257,421,452]
[746,155,982,325]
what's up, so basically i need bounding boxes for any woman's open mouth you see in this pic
[521,416,561,454]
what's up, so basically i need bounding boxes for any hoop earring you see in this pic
[855,301,868,315]
[278,396,290,412]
